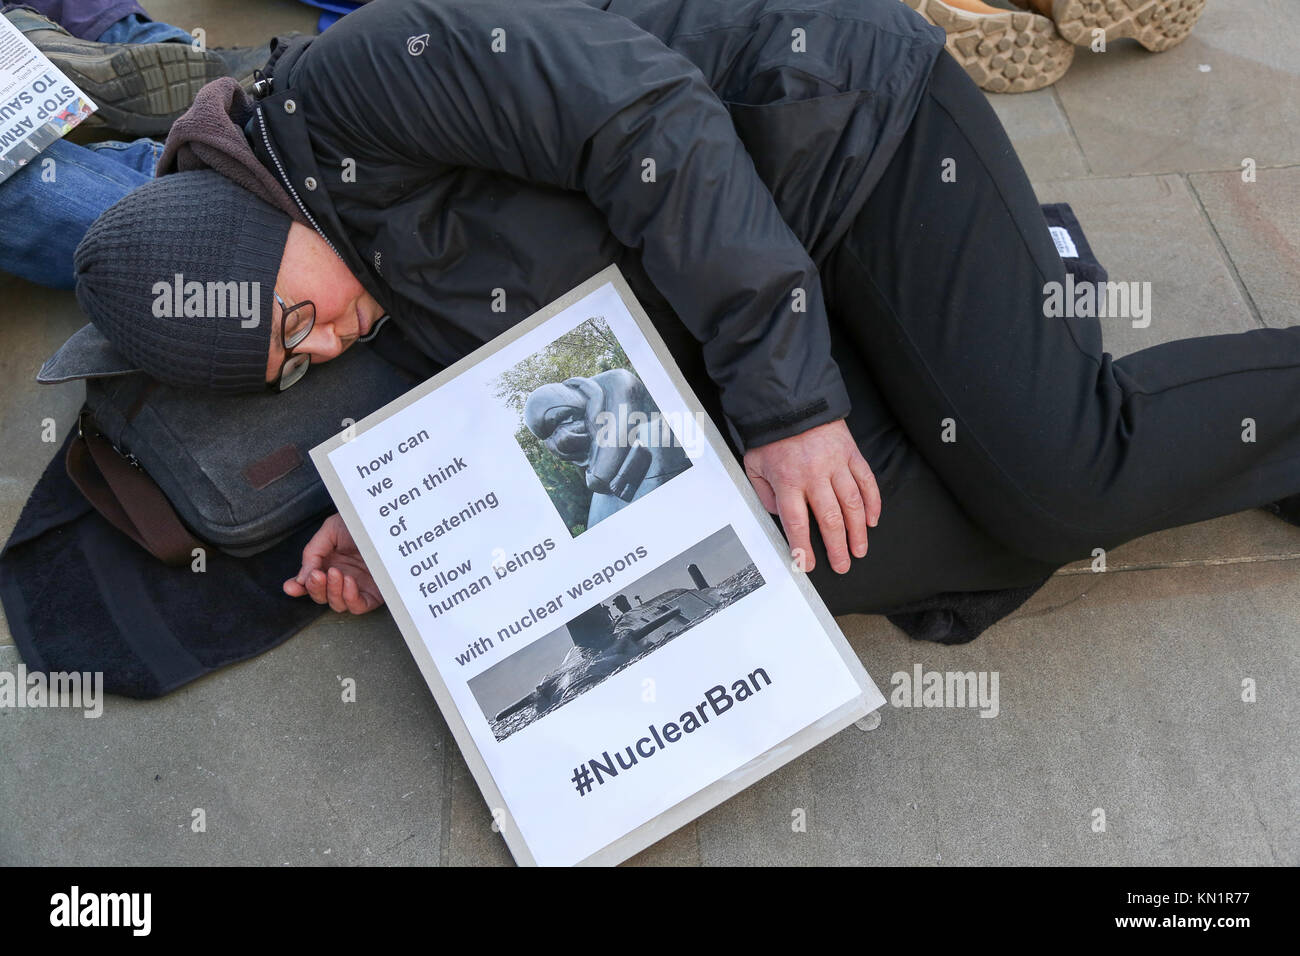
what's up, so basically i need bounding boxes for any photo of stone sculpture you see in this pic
[492,316,692,536]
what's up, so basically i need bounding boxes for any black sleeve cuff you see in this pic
[726,379,853,454]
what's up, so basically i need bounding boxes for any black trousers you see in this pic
[679,49,1300,617]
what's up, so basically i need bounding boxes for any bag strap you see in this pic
[66,411,203,567]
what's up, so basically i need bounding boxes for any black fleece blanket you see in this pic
[0,432,328,698]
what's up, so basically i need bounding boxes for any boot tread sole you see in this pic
[1052,0,1208,51]
[42,40,226,137]
[905,0,1075,93]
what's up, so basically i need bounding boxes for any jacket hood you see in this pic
[157,76,307,227]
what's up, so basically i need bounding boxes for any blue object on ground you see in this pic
[295,0,362,32]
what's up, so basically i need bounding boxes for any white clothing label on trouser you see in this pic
[1049,225,1079,259]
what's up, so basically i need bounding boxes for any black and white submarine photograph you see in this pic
[468,525,765,741]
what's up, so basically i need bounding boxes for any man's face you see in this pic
[264,221,386,384]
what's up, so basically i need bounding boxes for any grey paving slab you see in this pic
[623,819,702,865]
[1052,0,1300,176]
[695,562,1297,866]
[1189,166,1300,330]
[0,612,450,865]
[985,86,1089,182]
[1032,173,1256,355]
[0,278,90,647]
[1058,508,1300,574]
[445,747,512,867]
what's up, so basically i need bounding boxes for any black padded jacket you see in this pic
[250,0,945,451]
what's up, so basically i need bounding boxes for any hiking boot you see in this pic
[1049,0,1207,52]
[211,44,273,88]
[1003,0,1207,51]
[4,7,230,136]
[903,0,1075,94]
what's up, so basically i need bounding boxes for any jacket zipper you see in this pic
[255,104,342,262]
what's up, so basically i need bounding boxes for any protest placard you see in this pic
[0,14,96,184]
[311,264,885,865]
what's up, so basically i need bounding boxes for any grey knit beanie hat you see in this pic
[74,169,293,392]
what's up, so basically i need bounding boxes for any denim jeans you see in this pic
[1,137,161,289]
[95,13,192,45]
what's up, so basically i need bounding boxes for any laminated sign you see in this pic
[0,13,96,185]
[312,265,885,865]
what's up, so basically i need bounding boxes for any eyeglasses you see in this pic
[271,291,315,392]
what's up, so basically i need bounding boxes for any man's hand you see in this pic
[743,419,881,574]
[283,513,385,614]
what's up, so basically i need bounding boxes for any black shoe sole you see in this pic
[46,41,228,137]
